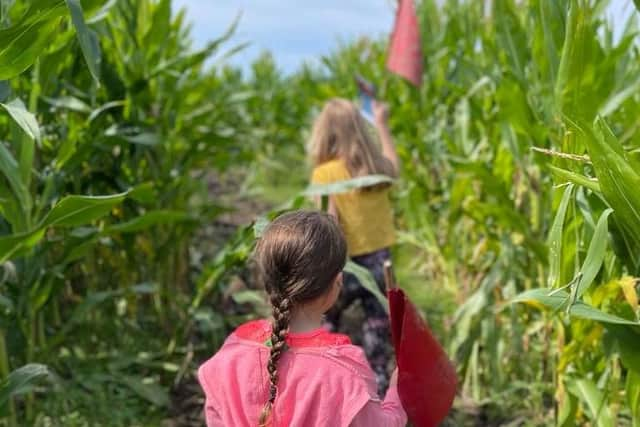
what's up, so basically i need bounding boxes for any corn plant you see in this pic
[239,0,640,423]
[1,0,251,423]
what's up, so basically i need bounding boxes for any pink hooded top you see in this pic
[198,320,407,427]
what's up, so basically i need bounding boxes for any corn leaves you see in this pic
[511,288,638,326]
[566,378,615,427]
[0,0,66,80]
[0,364,50,409]
[65,0,101,83]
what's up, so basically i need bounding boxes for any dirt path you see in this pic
[165,171,271,426]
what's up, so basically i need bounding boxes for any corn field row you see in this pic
[0,0,639,425]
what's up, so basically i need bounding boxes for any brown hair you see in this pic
[254,210,347,426]
[308,98,397,190]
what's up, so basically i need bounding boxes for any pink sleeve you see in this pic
[204,400,224,427]
[198,362,225,427]
[350,384,407,427]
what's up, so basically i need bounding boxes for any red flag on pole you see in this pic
[384,261,457,427]
[386,0,423,87]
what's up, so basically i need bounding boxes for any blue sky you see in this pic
[173,0,634,74]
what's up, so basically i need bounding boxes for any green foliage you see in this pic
[246,0,640,423]
[0,0,67,80]
[65,0,101,83]
[0,364,49,409]
[1,0,640,425]
[0,0,251,424]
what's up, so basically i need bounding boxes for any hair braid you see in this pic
[253,211,347,426]
[258,293,291,426]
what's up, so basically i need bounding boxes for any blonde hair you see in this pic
[255,210,347,426]
[308,98,397,189]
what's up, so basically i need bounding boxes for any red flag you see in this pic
[388,288,457,427]
[386,0,423,87]
[384,261,456,427]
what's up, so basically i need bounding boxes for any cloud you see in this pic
[172,0,394,72]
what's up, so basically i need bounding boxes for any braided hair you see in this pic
[254,210,347,426]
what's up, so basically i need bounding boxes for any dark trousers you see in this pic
[324,248,393,396]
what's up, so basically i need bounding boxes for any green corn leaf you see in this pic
[149,13,241,78]
[303,174,394,197]
[0,142,31,220]
[555,0,578,114]
[626,370,640,427]
[103,210,192,234]
[566,378,615,427]
[54,137,76,170]
[41,95,91,113]
[599,75,640,117]
[47,285,156,350]
[547,184,573,288]
[128,182,156,204]
[580,118,640,256]
[3,193,139,263]
[86,0,117,24]
[557,390,578,427]
[66,0,101,83]
[0,190,128,261]
[0,1,66,80]
[41,192,127,228]
[0,81,9,102]
[120,376,169,407]
[595,116,640,176]
[0,364,50,408]
[88,100,125,122]
[555,0,598,121]
[604,324,640,375]
[548,165,600,193]
[1,99,38,189]
[536,0,564,85]
[344,260,388,313]
[253,216,269,238]
[143,0,171,55]
[61,237,99,264]
[0,98,41,142]
[575,208,613,298]
[511,288,639,326]
[0,229,45,264]
[122,133,161,146]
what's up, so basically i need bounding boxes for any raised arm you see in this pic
[373,101,399,177]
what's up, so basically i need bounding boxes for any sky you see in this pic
[173,0,634,74]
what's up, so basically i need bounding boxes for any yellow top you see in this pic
[311,159,395,256]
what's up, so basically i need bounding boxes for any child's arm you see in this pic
[350,368,407,427]
[373,101,399,177]
[198,364,225,427]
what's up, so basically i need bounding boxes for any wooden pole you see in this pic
[383,260,397,291]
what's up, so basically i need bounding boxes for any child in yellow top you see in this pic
[308,98,399,395]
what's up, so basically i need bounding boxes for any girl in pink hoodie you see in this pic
[198,210,407,426]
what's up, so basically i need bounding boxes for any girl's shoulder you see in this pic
[233,319,271,343]
[232,319,352,348]
[222,320,374,381]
